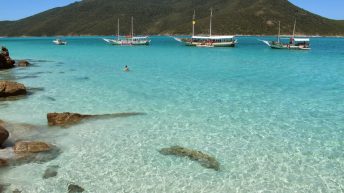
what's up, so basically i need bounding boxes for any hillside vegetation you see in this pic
[0,0,343,36]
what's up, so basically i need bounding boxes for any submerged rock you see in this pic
[0,141,60,167]
[43,165,59,179]
[47,112,145,127]
[159,146,220,171]
[68,184,85,193]
[0,126,9,146]
[13,141,51,154]
[0,81,27,97]
[0,119,41,147]
[12,189,21,193]
[0,47,15,69]
[0,158,8,167]
[16,60,30,67]
[47,112,91,127]
[0,183,10,193]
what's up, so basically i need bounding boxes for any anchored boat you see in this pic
[175,9,237,47]
[103,17,150,46]
[53,39,67,45]
[261,20,311,50]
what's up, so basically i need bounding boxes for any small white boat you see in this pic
[53,39,67,45]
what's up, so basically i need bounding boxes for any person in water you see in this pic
[123,65,129,72]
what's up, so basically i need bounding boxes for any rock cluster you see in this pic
[159,146,220,171]
[0,46,15,69]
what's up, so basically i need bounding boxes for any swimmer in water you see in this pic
[123,65,129,72]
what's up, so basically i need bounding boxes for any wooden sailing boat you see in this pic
[261,19,311,50]
[175,9,237,48]
[104,17,150,46]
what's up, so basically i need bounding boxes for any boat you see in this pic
[53,39,67,45]
[261,20,311,50]
[103,17,150,46]
[176,9,237,47]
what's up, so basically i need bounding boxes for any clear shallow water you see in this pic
[0,36,343,192]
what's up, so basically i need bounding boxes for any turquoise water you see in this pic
[0,36,343,192]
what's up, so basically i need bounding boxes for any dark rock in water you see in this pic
[0,126,9,147]
[0,81,27,97]
[0,47,15,69]
[16,60,30,67]
[159,146,220,171]
[43,165,59,179]
[0,183,10,193]
[68,184,85,193]
[12,189,21,193]
[0,158,8,167]
[47,112,145,127]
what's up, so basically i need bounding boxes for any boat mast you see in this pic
[292,19,296,38]
[209,8,213,37]
[117,18,120,41]
[278,21,281,43]
[192,10,196,37]
[131,16,134,38]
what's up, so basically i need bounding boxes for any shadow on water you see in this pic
[44,96,56,102]
[0,69,16,81]
[15,75,39,80]
[0,87,45,101]
[74,76,90,81]
[26,59,54,63]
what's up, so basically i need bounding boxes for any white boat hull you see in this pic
[103,38,150,46]
[53,40,67,45]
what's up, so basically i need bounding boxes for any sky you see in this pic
[0,0,343,21]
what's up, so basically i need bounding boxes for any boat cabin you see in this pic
[293,38,310,47]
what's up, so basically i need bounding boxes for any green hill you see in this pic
[0,0,343,36]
